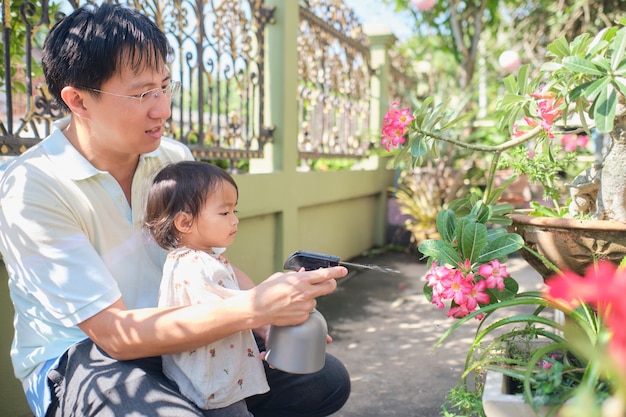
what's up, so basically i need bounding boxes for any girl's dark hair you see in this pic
[145,161,238,250]
[42,3,172,113]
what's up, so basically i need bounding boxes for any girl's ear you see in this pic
[173,211,194,234]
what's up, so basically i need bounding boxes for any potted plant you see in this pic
[383,20,626,278]
[381,19,626,417]
[430,262,622,417]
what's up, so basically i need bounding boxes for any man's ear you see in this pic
[173,211,194,234]
[60,86,90,117]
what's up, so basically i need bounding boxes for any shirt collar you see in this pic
[42,117,163,181]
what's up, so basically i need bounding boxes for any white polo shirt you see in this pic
[0,119,193,415]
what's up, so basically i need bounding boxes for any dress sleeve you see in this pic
[158,252,238,308]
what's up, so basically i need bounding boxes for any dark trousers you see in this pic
[45,338,350,417]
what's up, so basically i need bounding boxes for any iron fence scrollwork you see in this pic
[297,0,373,163]
[1,0,275,167]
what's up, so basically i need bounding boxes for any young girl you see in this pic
[144,160,269,410]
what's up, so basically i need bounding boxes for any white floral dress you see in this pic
[158,247,269,409]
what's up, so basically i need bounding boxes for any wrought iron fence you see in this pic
[2,0,413,167]
[297,0,372,161]
[1,0,275,165]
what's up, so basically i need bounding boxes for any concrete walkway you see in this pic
[316,250,544,417]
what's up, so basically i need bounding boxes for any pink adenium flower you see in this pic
[544,261,626,377]
[513,91,564,139]
[561,134,589,152]
[426,257,512,319]
[381,101,414,151]
[426,264,453,309]
[535,96,562,128]
[411,0,436,12]
[465,279,490,311]
[441,269,472,306]
[478,259,509,291]
[447,303,471,319]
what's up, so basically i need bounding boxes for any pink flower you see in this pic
[457,259,472,274]
[536,98,561,127]
[410,0,436,12]
[425,263,452,285]
[561,134,589,152]
[465,280,490,311]
[381,122,407,151]
[478,260,509,291]
[527,91,563,138]
[441,270,472,305]
[523,116,539,128]
[544,261,626,377]
[561,134,578,152]
[447,303,471,319]
[426,264,454,308]
[381,101,414,151]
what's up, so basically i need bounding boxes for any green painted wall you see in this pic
[1,265,32,416]
[229,169,392,281]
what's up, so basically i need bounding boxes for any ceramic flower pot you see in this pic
[482,370,557,417]
[508,213,626,279]
[482,339,567,417]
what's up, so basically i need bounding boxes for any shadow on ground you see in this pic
[316,250,544,417]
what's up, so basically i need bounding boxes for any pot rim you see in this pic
[509,212,626,231]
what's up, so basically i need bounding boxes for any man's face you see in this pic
[81,63,174,159]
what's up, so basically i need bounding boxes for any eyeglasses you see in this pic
[82,81,181,106]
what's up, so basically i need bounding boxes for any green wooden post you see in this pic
[367,26,397,247]
[248,0,301,268]
[367,25,397,134]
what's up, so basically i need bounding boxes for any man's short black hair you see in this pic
[42,3,172,112]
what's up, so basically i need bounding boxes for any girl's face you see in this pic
[178,181,239,252]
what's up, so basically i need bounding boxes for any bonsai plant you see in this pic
[381,19,626,417]
[383,20,626,278]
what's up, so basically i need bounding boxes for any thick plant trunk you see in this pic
[598,110,626,222]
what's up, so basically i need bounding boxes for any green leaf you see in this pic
[562,56,605,76]
[423,281,433,302]
[547,36,570,58]
[485,276,519,302]
[499,277,520,301]
[440,112,473,131]
[410,137,429,158]
[594,84,617,132]
[470,201,492,224]
[611,27,626,70]
[503,74,517,93]
[418,239,462,266]
[486,228,507,241]
[570,77,609,102]
[613,76,626,98]
[517,64,529,93]
[448,197,474,217]
[491,203,515,218]
[616,59,626,75]
[458,219,487,262]
[592,57,612,73]
[475,233,524,264]
[436,209,457,243]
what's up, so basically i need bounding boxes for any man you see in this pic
[0,3,349,416]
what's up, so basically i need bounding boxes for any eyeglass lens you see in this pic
[141,82,181,104]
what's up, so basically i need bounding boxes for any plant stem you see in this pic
[413,124,545,203]
[484,151,501,203]
[414,124,544,153]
